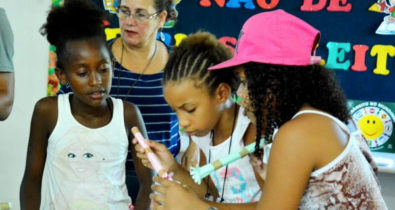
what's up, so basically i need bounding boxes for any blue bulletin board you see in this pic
[93,0,395,171]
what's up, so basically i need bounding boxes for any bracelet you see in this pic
[207,207,218,210]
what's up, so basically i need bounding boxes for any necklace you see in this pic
[115,40,158,100]
[205,104,238,203]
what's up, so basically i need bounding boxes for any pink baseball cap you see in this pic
[209,9,321,70]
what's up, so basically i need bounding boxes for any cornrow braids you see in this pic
[163,32,236,95]
[243,63,350,157]
[40,0,108,69]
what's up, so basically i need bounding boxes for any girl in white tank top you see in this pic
[20,1,151,209]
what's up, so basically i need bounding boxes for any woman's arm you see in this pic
[20,98,57,210]
[124,102,152,210]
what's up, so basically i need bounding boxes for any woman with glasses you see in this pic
[110,0,180,206]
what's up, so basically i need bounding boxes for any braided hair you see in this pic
[40,0,108,70]
[163,31,237,95]
[243,63,350,156]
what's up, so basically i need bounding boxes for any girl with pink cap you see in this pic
[150,9,388,210]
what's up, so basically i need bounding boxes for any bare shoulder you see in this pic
[122,100,142,128]
[32,96,58,133]
[277,113,339,143]
[274,113,348,168]
[34,97,58,118]
[35,96,58,109]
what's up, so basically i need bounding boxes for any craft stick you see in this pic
[132,127,171,179]
[190,140,265,184]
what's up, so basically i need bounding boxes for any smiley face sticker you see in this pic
[351,102,394,150]
[358,114,385,140]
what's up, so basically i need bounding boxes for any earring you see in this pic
[159,28,166,42]
[232,93,242,103]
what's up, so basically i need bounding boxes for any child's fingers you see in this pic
[150,193,166,204]
[134,143,145,153]
[142,160,152,168]
[151,183,167,194]
[147,140,168,152]
[150,199,162,210]
[153,176,174,187]
[135,150,146,159]
[249,154,263,167]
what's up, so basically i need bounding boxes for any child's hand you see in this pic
[250,154,267,180]
[150,176,208,210]
[133,138,177,172]
[180,140,200,170]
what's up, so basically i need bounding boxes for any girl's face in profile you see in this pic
[235,67,256,124]
[163,79,223,137]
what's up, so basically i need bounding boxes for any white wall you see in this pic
[1,0,395,209]
[0,0,49,209]
[378,172,395,209]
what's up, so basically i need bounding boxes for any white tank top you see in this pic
[192,106,262,203]
[40,93,131,210]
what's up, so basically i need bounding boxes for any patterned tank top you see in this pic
[289,110,388,209]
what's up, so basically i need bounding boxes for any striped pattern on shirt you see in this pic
[111,62,180,156]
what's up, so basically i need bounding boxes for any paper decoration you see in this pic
[327,0,352,12]
[351,45,369,72]
[47,0,63,96]
[174,33,187,46]
[256,0,280,9]
[104,28,121,41]
[369,3,381,12]
[326,42,351,70]
[219,36,237,55]
[103,0,117,14]
[375,0,395,35]
[226,0,256,9]
[300,0,351,12]
[349,100,395,152]
[370,45,395,76]
[200,0,225,7]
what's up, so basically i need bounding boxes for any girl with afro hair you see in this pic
[20,0,151,209]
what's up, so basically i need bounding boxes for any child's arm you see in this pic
[123,102,152,210]
[20,98,57,210]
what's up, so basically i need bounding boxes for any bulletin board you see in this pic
[50,0,395,172]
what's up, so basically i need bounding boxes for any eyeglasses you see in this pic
[116,6,161,23]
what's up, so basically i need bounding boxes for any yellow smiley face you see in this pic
[358,115,384,140]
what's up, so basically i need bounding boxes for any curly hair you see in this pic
[40,0,108,69]
[243,63,350,156]
[163,31,237,95]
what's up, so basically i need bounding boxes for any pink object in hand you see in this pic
[132,127,172,179]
